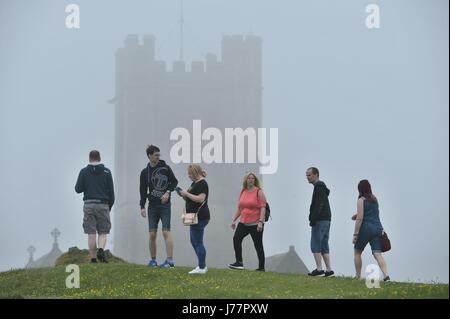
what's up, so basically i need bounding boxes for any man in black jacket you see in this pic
[140,145,178,268]
[306,167,334,277]
[75,150,115,263]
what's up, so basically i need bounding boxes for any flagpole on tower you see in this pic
[179,0,184,61]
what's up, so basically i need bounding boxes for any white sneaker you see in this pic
[188,267,200,274]
[188,267,208,274]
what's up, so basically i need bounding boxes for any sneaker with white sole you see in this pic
[324,270,335,277]
[160,260,175,268]
[308,269,325,276]
[188,267,208,275]
[228,261,244,270]
[147,259,158,268]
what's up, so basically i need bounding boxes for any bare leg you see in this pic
[322,253,332,271]
[373,252,389,278]
[88,234,97,259]
[162,230,173,259]
[149,232,157,259]
[98,234,107,250]
[354,250,362,278]
[313,253,323,271]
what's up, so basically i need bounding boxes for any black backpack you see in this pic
[264,201,271,222]
[240,188,271,222]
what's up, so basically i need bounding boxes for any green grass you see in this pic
[0,263,448,299]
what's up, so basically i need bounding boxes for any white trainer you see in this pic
[188,267,208,274]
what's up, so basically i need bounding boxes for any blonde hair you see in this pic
[188,164,207,179]
[242,172,261,190]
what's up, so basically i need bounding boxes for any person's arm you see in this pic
[139,170,147,210]
[231,190,243,230]
[231,192,243,229]
[309,187,323,224]
[317,188,326,213]
[75,170,84,193]
[166,165,178,192]
[257,190,267,232]
[107,171,115,210]
[353,198,365,243]
[183,192,206,203]
[181,180,208,203]
[161,165,178,204]
[231,207,241,230]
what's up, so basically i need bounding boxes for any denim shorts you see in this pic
[148,203,171,232]
[354,223,383,252]
[310,220,330,254]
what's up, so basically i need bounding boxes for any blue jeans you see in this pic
[310,220,330,254]
[148,203,171,232]
[190,219,209,269]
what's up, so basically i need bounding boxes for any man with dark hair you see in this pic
[89,150,101,162]
[75,150,115,263]
[306,167,334,277]
[140,145,178,268]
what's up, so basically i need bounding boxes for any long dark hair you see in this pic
[358,180,377,203]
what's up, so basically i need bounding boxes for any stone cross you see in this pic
[51,228,61,244]
[27,245,36,262]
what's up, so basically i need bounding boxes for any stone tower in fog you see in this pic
[110,34,263,268]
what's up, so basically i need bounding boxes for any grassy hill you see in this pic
[0,263,448,299]
[55,246,126,266]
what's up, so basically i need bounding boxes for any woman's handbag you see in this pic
[182,201,205,226]
[381,230,391,252]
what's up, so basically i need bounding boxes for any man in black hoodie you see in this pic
[75,150,115,263]
[140,145,178,268]
[306,167,334,277]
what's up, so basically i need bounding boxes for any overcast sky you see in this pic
[0,0,448,283]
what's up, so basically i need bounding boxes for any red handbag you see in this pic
[381,231,391,252]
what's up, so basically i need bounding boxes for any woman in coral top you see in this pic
[229,172,267,271]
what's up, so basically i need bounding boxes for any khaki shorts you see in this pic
[83,202,111,234]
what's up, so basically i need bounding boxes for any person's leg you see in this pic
[249,226,265,270]
[83,203,97,260]
[96,233,108,263]
[233,223,249,264]
[313,254,323,271]
[162,231,174,260]
[149,231,157,259]
[354,225,369,278]
[88,234,97,259]
[197,221,208,269]
[160,204,173,262]
[354,249,363,278]
[96,204,111,251]
[373,252,389,279]
[98,234,107,249]
[189,226,197,253]
[320,221,332,272]
[147,205,159,260]
[190,220,208,269]
[370,235,388,278]
[310,223,323,271]
[322,254,331,271]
